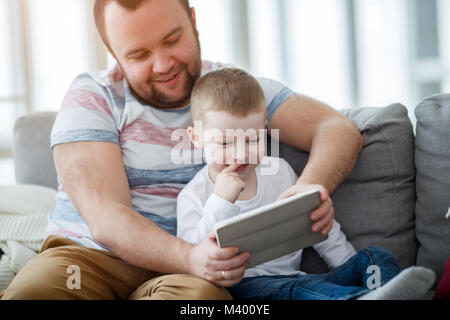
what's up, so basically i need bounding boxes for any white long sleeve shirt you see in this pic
[177,156,356,278]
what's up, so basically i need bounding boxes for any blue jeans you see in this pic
[227,246,401,300]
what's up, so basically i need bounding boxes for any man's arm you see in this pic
[53,141,193,274]
[269,94,363,235]
[53,141,249,284]
[268,94,363,194]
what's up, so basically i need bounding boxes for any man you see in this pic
[1,0,362,300]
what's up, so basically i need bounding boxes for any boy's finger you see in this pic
[221,164,241,173]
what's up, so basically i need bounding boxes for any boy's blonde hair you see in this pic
[190,68,266,121]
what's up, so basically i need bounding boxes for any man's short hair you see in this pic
[94,0,191,55]
[190,68,267,122]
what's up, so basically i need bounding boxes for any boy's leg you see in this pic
[227,274,368,300]
[1,236,151,300]
[128,274,232,300]
[318,245,435,300]
[357,266,435,300]
[321,245,401,289]
[227,246,401,300]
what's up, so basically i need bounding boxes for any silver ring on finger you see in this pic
[221,270,226,280]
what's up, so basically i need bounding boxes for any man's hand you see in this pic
[277,183,334,236]
[214,164,246,203]
[188,232,250,287]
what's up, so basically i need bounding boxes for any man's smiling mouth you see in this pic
[155,71,180,83]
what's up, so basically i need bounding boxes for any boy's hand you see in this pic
[188,232,250,287]
[277,183,334,236]
[214,164,246,203]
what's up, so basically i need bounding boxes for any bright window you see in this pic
[2,0,450,184]
[26,0,100,111]
[190,0,234,66]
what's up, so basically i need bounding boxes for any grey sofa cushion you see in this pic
[13,111,58,190]
[415,94,450,285]
[14,106,419,274]
[271,103,418,273]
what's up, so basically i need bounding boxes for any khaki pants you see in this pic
[0,236,231,300]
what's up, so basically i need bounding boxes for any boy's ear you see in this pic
[187,126,202,148]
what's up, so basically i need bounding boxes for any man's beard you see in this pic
[123,59,202,109]
[148,63,200,109]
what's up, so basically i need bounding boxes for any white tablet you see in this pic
[214,189,328,268]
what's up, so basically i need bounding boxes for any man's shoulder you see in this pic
[69,64,124,95]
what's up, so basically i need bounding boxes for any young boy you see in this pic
[177,68,435,300]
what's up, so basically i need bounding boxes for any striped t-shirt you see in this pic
[46,60,295,251]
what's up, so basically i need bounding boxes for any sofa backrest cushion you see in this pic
[271,103,418,273]
[415,94,450,285]
[15,106,419,274]
[13,111,58,190]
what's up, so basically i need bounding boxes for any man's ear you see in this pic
[187,126,202,149]
[190,7,197,29]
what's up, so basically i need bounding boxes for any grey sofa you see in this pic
[12,94,450,299]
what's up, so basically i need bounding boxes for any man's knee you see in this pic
[133,274,232,300]
[1,247,80,300]
[2,280,55,300]
[180,275,232,300]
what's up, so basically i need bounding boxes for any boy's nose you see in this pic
[233,147,248,164]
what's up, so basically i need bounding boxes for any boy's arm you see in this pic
[177,164,246,244]
[312,219,356,269]
[176,187,249,287]
[177,191,240,244]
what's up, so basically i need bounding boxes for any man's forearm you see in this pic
[296,118,363,194]
[93,202,194,275]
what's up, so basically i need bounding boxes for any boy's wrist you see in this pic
[213,190,238,203]
[205,193,241,220]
